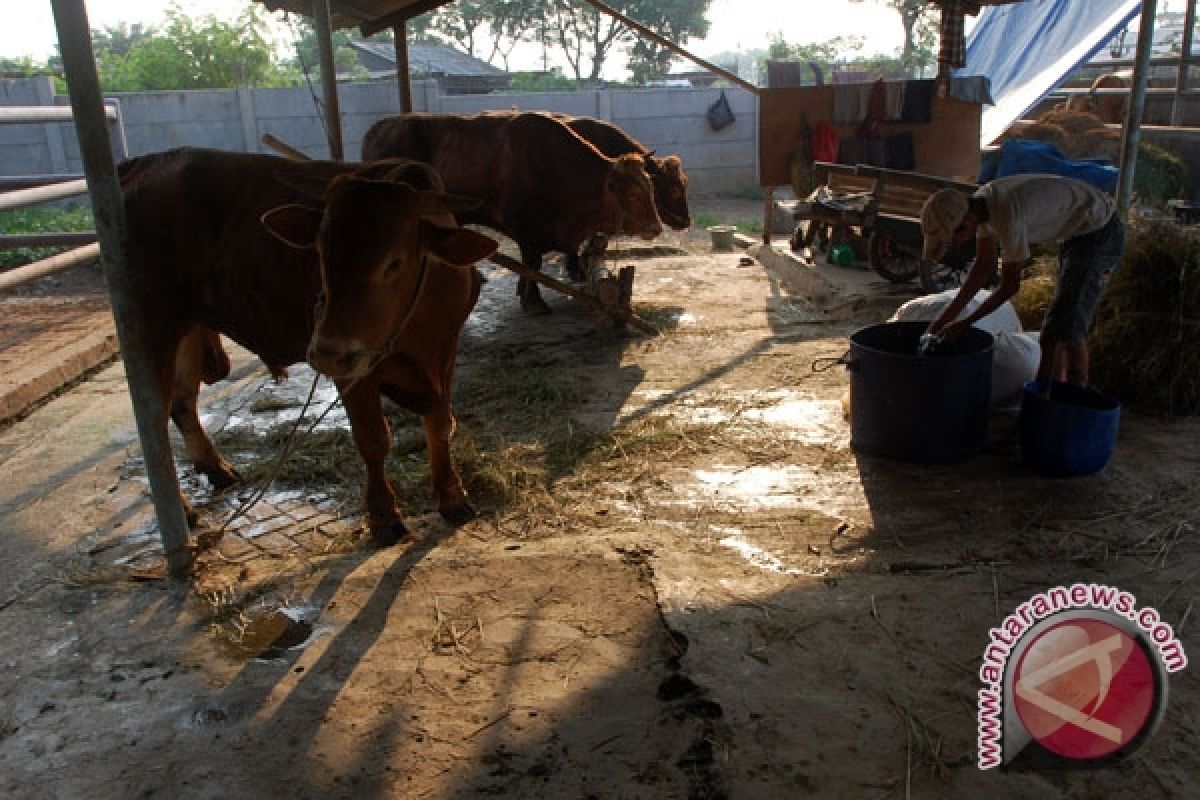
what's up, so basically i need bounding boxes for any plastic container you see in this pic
[846,321,994,461]
[830,242,856,267]
[1019,380,1120,477]
[707,225,736,252]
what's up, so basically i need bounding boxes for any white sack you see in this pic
[890,290,1039,408]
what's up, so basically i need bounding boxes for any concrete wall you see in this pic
[0,76,759,195]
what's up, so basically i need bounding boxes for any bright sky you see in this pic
[3,0,906,77]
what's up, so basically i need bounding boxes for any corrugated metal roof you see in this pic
[254,0,1030,36]
[350,41,507,77]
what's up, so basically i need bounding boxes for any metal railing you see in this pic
[0,102,123,290]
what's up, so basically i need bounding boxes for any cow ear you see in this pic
[261,204,323,250]
[421,222,498,267]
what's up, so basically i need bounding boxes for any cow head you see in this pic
[645,155,691,231]
[606,153,663,241]
[262,171,497,381]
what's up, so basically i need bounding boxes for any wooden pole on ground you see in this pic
[489,252,658,335]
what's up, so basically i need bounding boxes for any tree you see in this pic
[93,4,286,90]
[535,0,710,83]
[850,0,939,76]
[762,32,866,81]
[624,0,711,84]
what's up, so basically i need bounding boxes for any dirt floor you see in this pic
[1,196,1198,799]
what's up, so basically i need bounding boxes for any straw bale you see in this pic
[1090,219,1200,416]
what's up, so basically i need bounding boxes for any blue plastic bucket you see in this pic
[1019,380,1120,477]
[846,321,994,461]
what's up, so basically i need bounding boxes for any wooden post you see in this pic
[50,0,193,577]
[1173,0,1197,126]
[393,23,412,113]
[312,0,344,160]
[1117,0,1159,215]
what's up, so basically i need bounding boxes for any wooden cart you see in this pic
[790,162,979,292]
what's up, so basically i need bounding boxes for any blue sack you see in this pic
[978,138,1118,193]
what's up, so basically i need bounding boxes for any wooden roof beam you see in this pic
[360,0,447,37]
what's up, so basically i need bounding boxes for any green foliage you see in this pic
[0,57,56,79]
[95,3,286,91]
[0,206,94,269]
[507,68,577,92]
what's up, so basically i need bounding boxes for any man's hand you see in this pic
[938,318,972,343]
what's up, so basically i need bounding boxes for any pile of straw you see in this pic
[1090,218,1200,416]
[1001,111,1189,207]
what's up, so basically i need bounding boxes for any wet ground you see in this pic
[1,201,1199,798]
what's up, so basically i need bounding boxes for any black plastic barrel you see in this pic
[848,321,994,461]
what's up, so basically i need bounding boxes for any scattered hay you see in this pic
[1133,142,1189,209]
[1001,121,1069,152]
[1036,109,1106,135]
[1091,219,1200,416]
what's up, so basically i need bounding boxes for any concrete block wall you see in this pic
[1,77,759,195]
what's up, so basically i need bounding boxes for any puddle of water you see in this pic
[692,464,815,510]
[218,604,320,662]
[716,532,829,578]
[46,635,79,658]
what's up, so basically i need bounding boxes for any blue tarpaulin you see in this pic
[978,138,1120,191]
[960,0,1143,146]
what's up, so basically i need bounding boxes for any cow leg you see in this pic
[170,328,240,491]
[422,402,474,525]
[149,334,199,529]
[517,245,552,315]
[574,233,608,282]
[340,379,408,546]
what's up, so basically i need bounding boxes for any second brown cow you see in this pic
[361,111,663,313]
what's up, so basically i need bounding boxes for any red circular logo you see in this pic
[1013,618,1156,760]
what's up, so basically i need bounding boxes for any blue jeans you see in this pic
[1042,213,1125,343]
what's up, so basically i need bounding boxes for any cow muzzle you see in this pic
[306,335,375,381]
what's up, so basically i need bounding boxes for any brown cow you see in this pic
[560,115,690,230]
[556,114,690,280]
[119,147,498,545]
[361,110,663,314]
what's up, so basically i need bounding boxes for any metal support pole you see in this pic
[50,0,193,577]
[393,23,413,113]
[312,0,344,160]
[1173,0,1197,125]
[1117,0,1159,216]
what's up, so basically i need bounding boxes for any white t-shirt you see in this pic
[975,174,1115,262]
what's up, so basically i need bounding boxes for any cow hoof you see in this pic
[440,502,477,526]
[520,296,552,315]
[370,519,410,547]
[205,465,241,492]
